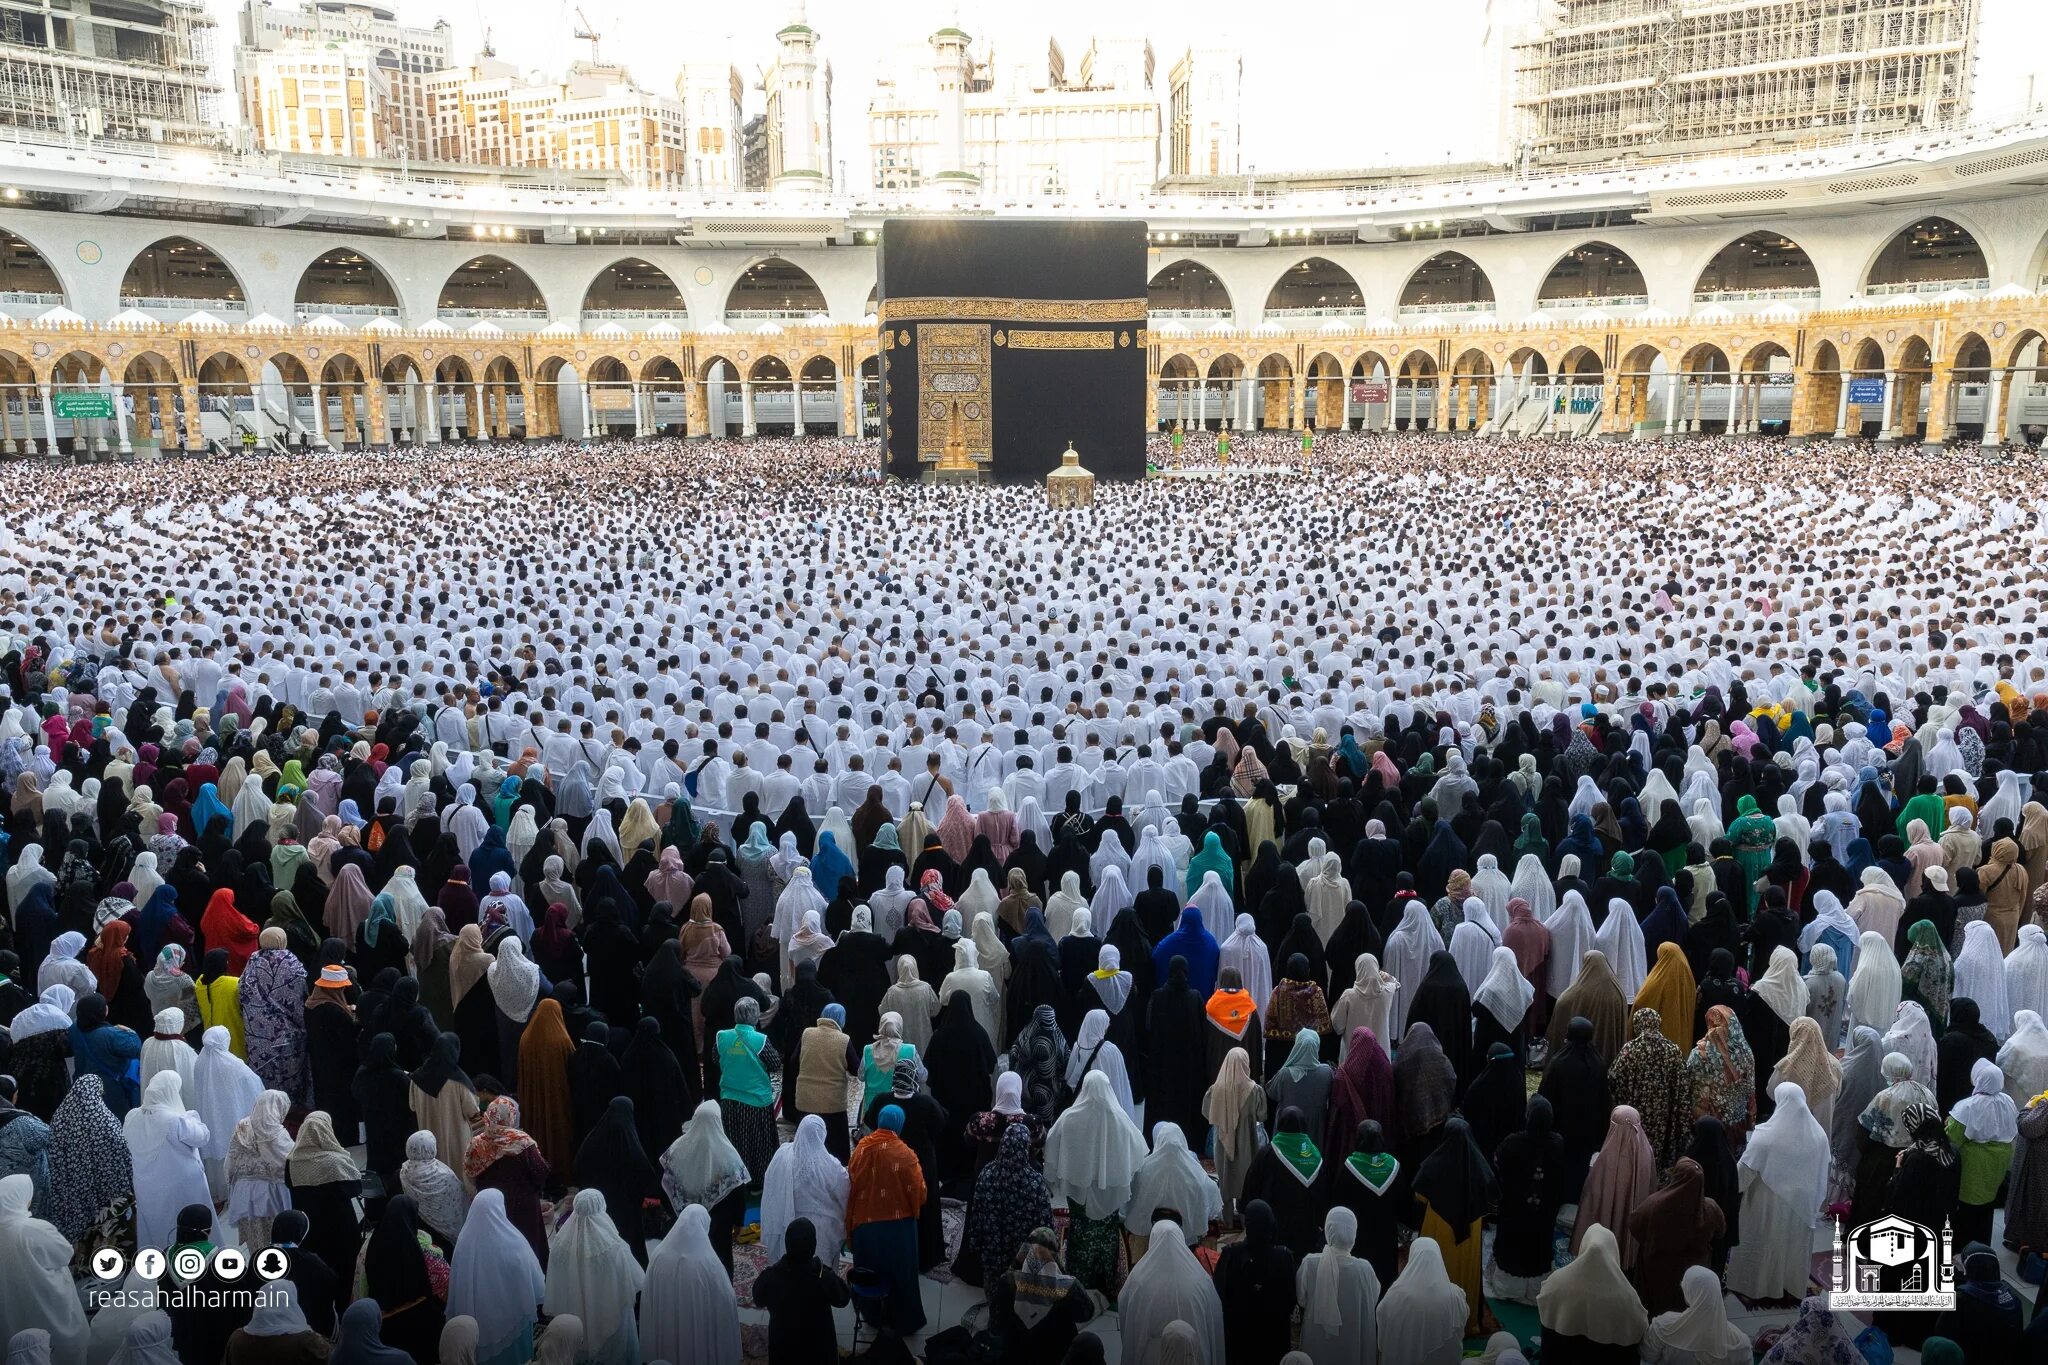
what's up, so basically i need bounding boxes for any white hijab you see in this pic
[0,1174,90,1365]
[190,1026,262,1163]
[639,1203,741,1365]
[1999,1010,2048,1107]
[1506,853,1554,920]
[1738,1083,1831,1226]
[399,1130,470,1242]
[1375,1236,1469,1365]
[1538,1222,1646,1345]
[2008,925,2048,1022]
[1594,897,1647,1000]
[1218,914,1274,1014]
[1542,890,1595,998]
[1847,930,1902,1033]
[1473,944,1534,1031]
[1043,1070,1148,1217]
[1950,1057,2019,1142]
[1043,872,1087,940]
[1753,946,1809,1027]
[1117,1221,1227,1365]
[446,1189,546,1354]
[759,1114,850,1262]
[542,1189,646,1353]
[1123,1122,1222,1238]
[1956,919,2013,1040]
[1649,1265,1749,1361]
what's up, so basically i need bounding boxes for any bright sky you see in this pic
[213,0,2048,176]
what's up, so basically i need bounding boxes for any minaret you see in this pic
[928,6,978,192]
[773,0,824,187]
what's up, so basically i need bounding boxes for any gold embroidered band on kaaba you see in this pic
[878,296,1147,324]
[1005,330,1117,350]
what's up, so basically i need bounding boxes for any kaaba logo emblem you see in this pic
[1828,1215,1955,1310]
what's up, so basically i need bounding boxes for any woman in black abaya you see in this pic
[1326,1118,1411,1289]
[1536,1015,1611,1203]
[1237,1108,1329,1260]
[923,993,995,1186]
[1213,1200,1298,1365]
[1324,900,1382,1002]
[1002,910,1065,1046]
[620,1015,689,1160]
[1404,951,1475,1093]
[1145,955,1209,1145]
[573,1095,663,1265]
[567,1019,626,1151]
[1491,1096,1564,1298]
[639,939,702,1109]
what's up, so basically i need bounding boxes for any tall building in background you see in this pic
[758,3,831,190]
[425,58,688,187]
[675,59,744,191]
[234,0,450,155]
[1516,0,1981,166]
[869,30,1162,198]
[1167,45,1240,178]
[0,0,219,144]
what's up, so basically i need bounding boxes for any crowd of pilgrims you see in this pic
[0,434,2047,1365]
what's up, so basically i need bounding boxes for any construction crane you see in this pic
[572,7,601,65]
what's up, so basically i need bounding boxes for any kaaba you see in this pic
[876,219,1147,483]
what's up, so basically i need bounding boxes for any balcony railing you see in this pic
[0,290,65,307]
[1398,299,1494,315]
[584,308,691,321]
[1691,287,1822,303]
[1263,306,1369,318]
[1867,277,1989,296]
[1537,293,1648,309]
[1148,308,1233,321]
[726,308,824,321]
[120,295,248,313]
[437,307,548,320]
[296,302,400,317]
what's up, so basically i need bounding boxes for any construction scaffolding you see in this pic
[0,0,221,145]
[1514,0,1979,166]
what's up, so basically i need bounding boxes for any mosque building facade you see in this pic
[3,111,2048,457]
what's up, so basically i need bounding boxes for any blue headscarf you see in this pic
[809,831,855,901]
[1151,904,1220,994]
[190,782,231,837]
[878,1104,905,1132]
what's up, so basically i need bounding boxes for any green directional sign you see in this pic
[53,391,116,420]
